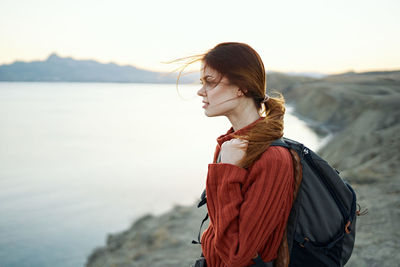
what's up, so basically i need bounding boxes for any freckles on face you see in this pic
[206,81,236,105]
[199,65,241,116]
[200,67,234,102]
[202,82,240,118]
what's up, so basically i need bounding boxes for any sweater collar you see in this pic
[216,116,264,147]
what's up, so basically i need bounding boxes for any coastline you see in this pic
[85,71,400,267]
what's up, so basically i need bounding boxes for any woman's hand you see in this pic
[220,138,248,167]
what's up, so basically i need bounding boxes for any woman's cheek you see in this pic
[209,87,232,105]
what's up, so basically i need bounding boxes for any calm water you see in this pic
[0,82,322,267]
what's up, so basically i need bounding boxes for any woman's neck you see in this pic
[227,102,261,132]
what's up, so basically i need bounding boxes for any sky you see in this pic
[0,0,399,75]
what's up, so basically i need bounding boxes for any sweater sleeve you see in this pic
[203,146,293,267]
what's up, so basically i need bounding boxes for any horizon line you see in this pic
[1,52,399,77]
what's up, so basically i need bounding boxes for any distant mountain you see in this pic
[0,53,197,83]
[276,71,327,79]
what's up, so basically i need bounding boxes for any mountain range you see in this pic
[0,53,198,83]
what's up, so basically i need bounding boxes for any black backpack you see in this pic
[193,137,360,267]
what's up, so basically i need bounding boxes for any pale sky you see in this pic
[0,0,399,74]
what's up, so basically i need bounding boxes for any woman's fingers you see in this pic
[226,138,248,145]
[221,139,248,151]
[219,138,248,166]
[232,138,248,148]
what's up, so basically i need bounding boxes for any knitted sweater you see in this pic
[200,117,294,267]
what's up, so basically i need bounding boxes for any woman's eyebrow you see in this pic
[200,75,213,81]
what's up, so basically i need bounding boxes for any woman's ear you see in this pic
[238,88,248,96]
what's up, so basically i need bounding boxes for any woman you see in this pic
[176,42,295,267]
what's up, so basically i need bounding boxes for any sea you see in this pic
[0,82,323,267]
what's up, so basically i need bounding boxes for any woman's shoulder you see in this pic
[245,145,294,188]
[252,145,292,169]
[264,145,292,160]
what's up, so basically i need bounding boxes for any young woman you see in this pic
[176,42,295,267]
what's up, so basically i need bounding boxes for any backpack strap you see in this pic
[270,138,290,148]
[192,189,208,244]
[193,150,222,245]
[192,211,209,244]
[197,189,207,208]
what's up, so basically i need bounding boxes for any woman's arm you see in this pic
[204,146,293,267]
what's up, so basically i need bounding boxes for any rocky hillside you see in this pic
[85,71,400,267]
[284,71,400,267]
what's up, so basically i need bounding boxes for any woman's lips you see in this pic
[202,101,209,108]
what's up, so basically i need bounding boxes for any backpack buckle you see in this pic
[345,221,352,234]
[299,237,310,248]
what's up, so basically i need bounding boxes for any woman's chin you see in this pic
[204,110,222,117]
[204,109,214,117]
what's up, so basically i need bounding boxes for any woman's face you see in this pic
[197,63,242,117]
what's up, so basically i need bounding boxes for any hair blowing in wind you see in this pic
[169,42,286,168]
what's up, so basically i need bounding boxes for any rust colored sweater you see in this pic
[200,117,294,267]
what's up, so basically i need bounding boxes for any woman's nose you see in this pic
[197,86,206,97]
